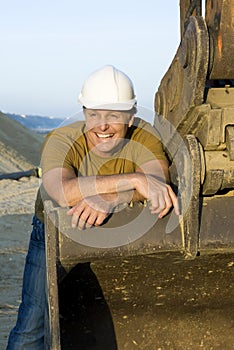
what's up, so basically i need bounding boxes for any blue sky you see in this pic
[1,1,180,120]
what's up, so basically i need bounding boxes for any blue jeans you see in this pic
[7,216,46,350]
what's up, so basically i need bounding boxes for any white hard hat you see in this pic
[78,65,137,110]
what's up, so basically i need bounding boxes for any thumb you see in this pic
[67,206,75,215]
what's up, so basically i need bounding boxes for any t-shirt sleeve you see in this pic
[40,129,80,174]
[131,120,168,167]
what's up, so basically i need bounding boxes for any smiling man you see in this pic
[84,108,134,156]
[7,65,179,349]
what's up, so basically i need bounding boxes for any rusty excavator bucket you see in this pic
[44,1,234,349]
[154,0,234,257]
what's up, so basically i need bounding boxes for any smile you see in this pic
[96,133,114,139]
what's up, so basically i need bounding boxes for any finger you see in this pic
[150,195,166,214]
[85,212,98,228]
[71,213,80,228]
[67,207,75,215]
[160,189,174,217]
[71,205,85,228]
[167,186,180,215]
[149,202,159,213]
[77,210,92,230]
[67,202,83,217]
[158,204,171,218]
[79,212,107,229]
[84,222,93,229]
[158,186,179,218]
[152,195,171,218]
[94,212,108,226]
[78,217,88,230]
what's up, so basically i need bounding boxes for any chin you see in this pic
[95,140,120,154]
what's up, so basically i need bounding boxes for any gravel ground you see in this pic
[0,214,32,349]
[0,174,39,348]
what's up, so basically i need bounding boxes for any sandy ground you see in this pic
[0,112,43,348]
[0,176,39,348]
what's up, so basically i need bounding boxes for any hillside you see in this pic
[0,111,43,173]
[6,112,64,133]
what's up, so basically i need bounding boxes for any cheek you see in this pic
[85,121,95,130]
[118,125,128,136]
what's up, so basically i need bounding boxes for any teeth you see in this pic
[96,133,113,138]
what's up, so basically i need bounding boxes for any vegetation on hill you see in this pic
[0,112,43,168]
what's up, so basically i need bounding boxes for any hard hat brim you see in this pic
[78,94,137,111]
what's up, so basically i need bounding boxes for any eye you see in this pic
[89,112,97,117]
[108,114,120,120]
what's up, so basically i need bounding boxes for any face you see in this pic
[84,109,134,157]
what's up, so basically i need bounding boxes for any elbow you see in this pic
[56,189,77,208]
[56,197,70,208]
[43,184,70,208]
[42,172,78,208]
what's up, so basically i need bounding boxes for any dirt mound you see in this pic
[0,111,43,172]
[0,111,44,217]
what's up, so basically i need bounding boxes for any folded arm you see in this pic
[42,159,179,229]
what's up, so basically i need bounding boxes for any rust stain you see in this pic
[217,31,222,57]
[205,0,211,23]
[232,3,234,28]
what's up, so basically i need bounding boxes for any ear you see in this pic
[128,114,134,127]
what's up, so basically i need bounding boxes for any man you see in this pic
[7,65,179,349]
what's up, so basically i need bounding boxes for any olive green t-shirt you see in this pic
[35,117,167,222]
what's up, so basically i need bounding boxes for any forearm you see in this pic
[42,161,173,215]
[56,172,140,207]
[98,189,145,208]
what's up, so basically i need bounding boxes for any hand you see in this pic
[67,194,116,230]
[135,173,179,218]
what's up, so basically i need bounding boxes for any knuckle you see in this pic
[95,214,106,226]
[87,217,94,226]
[95,219,102,226]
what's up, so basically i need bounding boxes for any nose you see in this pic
[97,116,109,131]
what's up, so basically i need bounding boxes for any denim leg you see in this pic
[7,216,46,350]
